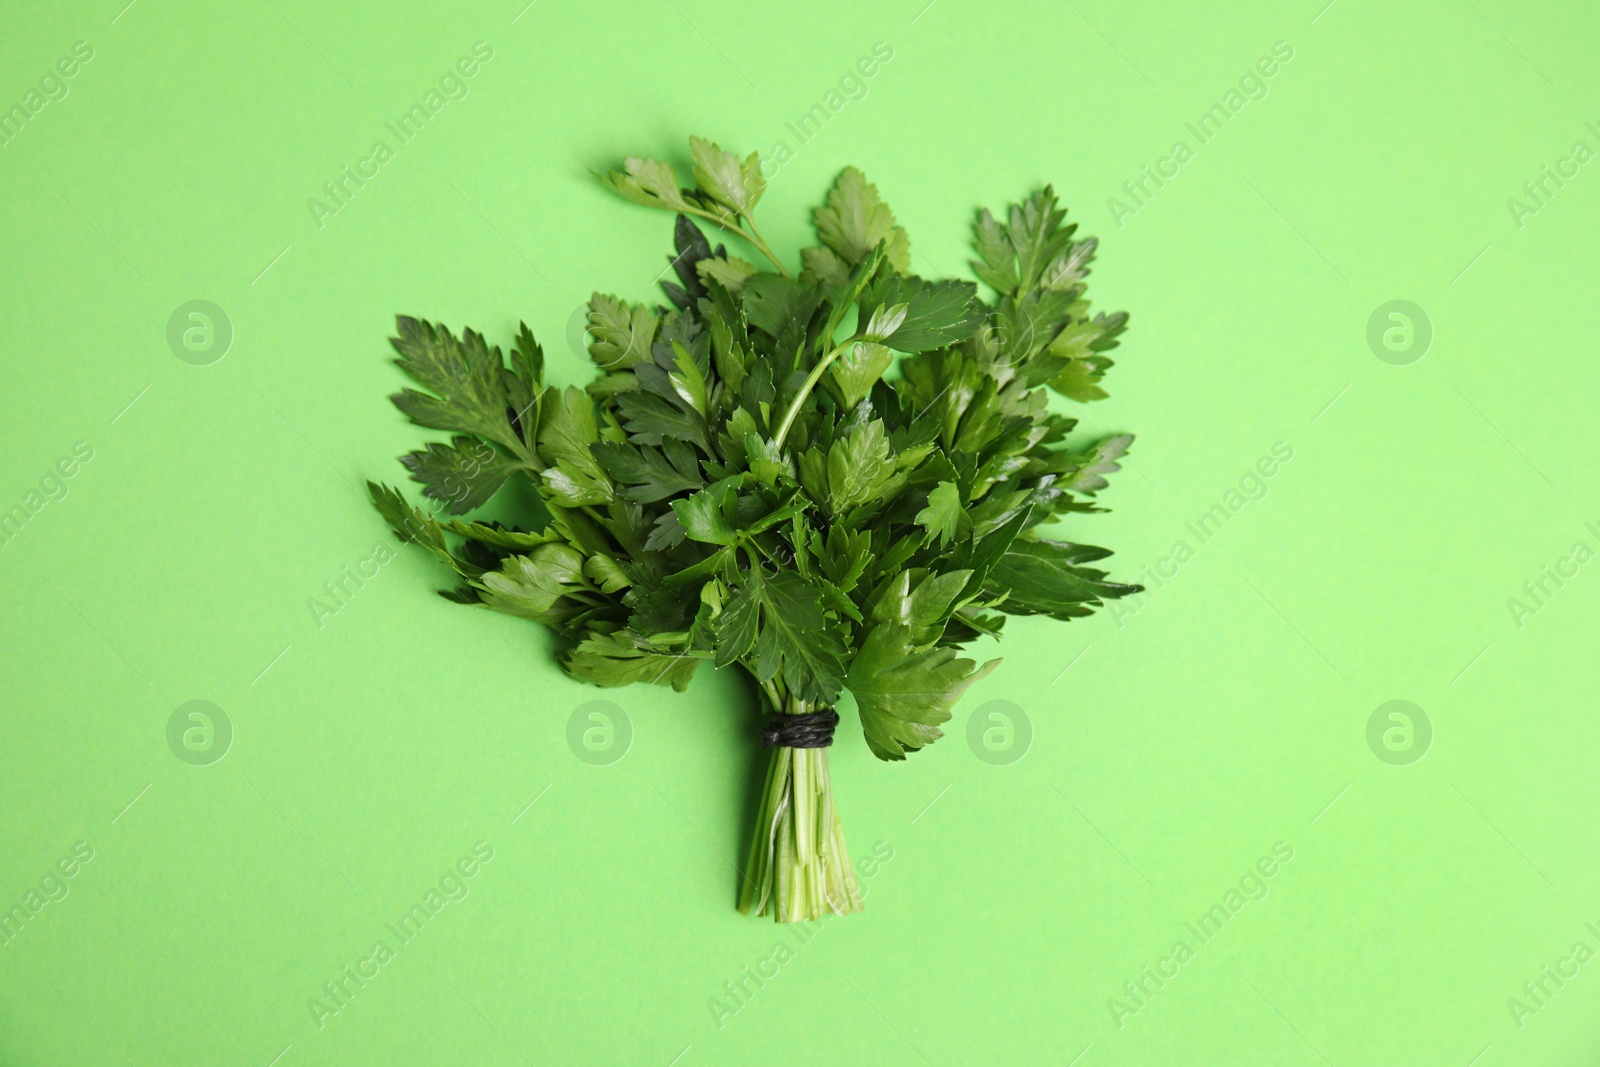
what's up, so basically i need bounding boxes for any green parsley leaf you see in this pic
[847,621,998,760]
[564,630,702,691]
[671,480,739,546]
[1005,186,1077,292]
[829,341,894,410]
[477,544,588,622]
[1061,433,1133,494]
[697,254,760,292]
[583,553,633,593]
[971,207,1018,294]
[720,568,847,705]
[811,166,910,271]
[537,386,612,506]
[690,135,765,216]
[914,480,967,549]
[824,420,897,516]
[439,520,556,551]
[369,481,456,566]
[595,156,691,213]
[592,439,703,503]
[668,341,710,417]
[861,275,985,352]
[741,273,820,339]
[985,537,1140,618]
[388,317,531,459]
[400,436,521,515]
[586,294,657,370]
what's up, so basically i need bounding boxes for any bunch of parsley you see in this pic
[369,137,1139,922]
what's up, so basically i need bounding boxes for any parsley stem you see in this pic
[738,214,791,279]
[739,683,863,921]
[680,206,792,279]
[771,339,854,450]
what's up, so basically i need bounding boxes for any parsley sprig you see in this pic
[370,137,1140,922]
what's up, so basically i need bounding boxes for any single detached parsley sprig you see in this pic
[369,136,1140,922]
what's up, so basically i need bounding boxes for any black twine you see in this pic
[761,709,839,749]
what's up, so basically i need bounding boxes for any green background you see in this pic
[2,0,1597,1063]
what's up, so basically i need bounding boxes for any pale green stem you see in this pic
[739,214,791,279]
[771,339,855,450]
[681,206,792,279]
[739,688,863,923]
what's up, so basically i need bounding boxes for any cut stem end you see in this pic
[740,741,862,923]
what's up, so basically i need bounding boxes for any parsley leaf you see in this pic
[586,293,657,370]
[861,274,985,352]
[400,436,522,514]
[915,481,968,549]
[388,317,536,460]
[592,439,703,503]
[671,480,739,545]
[1061,433,1133,494]
[719,567,848,704]
[690,135,765,217]
[595,156,691,213]
[828,341,894,411]
[810,166,910,272]
[848,621,998,760]
[536,386,612,506]
[985,537,1140,618]
[565,630,702,691]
